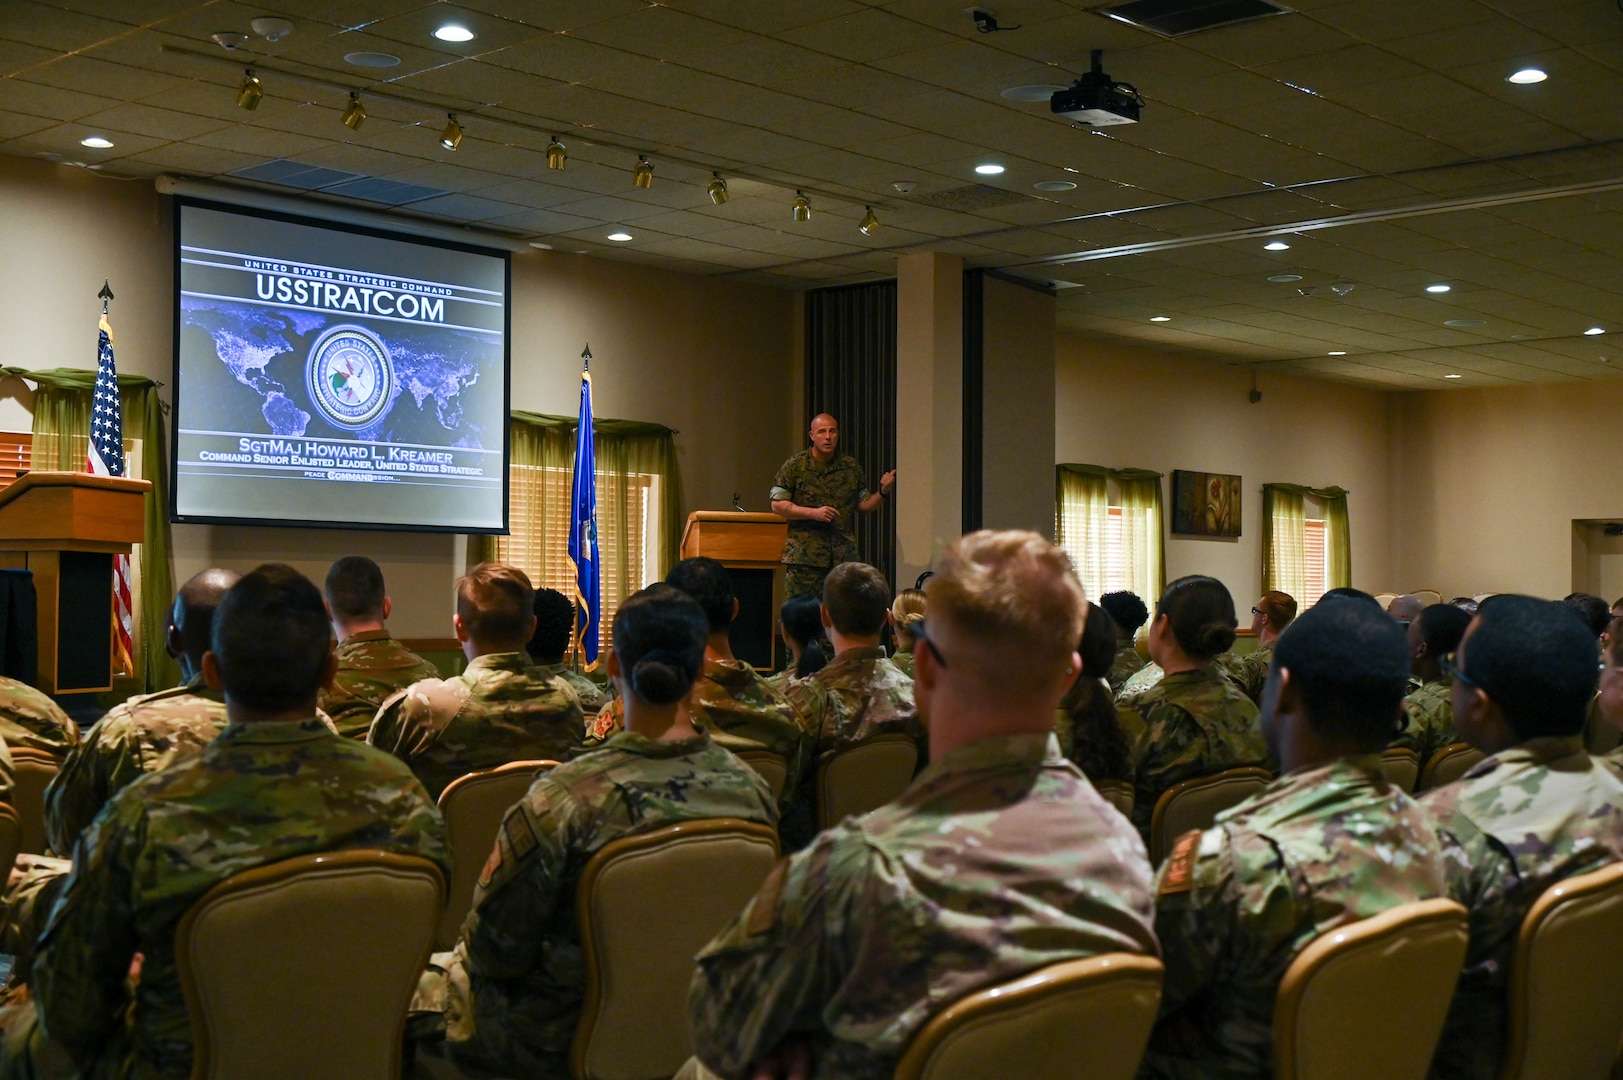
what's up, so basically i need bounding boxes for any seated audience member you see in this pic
[319,556,440,739]
[369,563,583,799]
[1562,591,1611,646]
[411,584,776,1079]
[0,678,76,759]
[1121,576,1268,838]
[526,587,609,716]
[1057,603,1132,783]
[0,564,448,1080]
[1233,590,1296,703]
[1423,595,1623,1080]
[768,593,829,692]
[45,569,239,854]
[1141,598,1450,1080]
[887,587,926,677]
[1595,626,1623,766]
[684,531,1157,1080]
[1449,596,1479,615]
[1100,590,1150,694]
[1390,603,1471,764]
[1387,593,1425,625]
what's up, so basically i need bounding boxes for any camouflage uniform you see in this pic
[1140,757,1450,1080]
[1391,676,1456,763]
[769,450,870,597]
[1118,661,1165,705]
[1422,737,1623,1080]
[535,664,609,717]
[1213,652,1251,697]
[686,733,1158,1080]
[9,717,448,1080]
[889,649,914,679]
[45,677,227,856]
[1108,644,1147,696]
[1121,667,1268,837]
[319,629,440,739]
[1230,643,1274,704]
[0,676,78,757]
[689,659,809,813]
[368,652,585,800]
[416,731,776,1079]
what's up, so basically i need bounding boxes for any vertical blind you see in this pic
[805,281,898,588]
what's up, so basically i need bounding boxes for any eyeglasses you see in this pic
[912,618,948,669]
[1251,607,1265,616]
[1440,655,1479,691]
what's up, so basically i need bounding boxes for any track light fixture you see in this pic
[341,92,366,131]
[236,69,263,111]
[706,173,729,205]
[633,156,653,189]
[792,191,811,222]
[546,137,566,170]
[440,113,463,150]
[859,206,879,235]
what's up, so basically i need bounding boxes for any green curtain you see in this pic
[1054,465,1108,595]
[3,366,179,692]
[1262,483,1351,596]
[1056,464,1165,603]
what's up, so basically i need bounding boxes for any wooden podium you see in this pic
[680,512,788,669]
[0,473,151,694]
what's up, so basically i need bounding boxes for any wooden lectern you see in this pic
[680,512,788,670]
[0,473,151,694]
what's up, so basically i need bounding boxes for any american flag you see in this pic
[89,311,134,677]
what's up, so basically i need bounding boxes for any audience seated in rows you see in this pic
[320,556,440,740]
[1055,602,1132,783]
[1101,589,1150,694]
[409,583,775,1078]
[1232,590,1297,703]
[768,592,829,692]
[682,530,1157,1080]
[1392,604,1472,766]
[888,587,925,677]
[526,587,609,717]
[0,564,448,1080]
[0,681,75,761]
[368,563,583,800]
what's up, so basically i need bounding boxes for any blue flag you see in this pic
[568,369,601,667]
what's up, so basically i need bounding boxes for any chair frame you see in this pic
[436,759,558,949]
[1417,742,1482,791]
[893,952,1165,1080]
[731,748,789,801]
[175,849,446,1080]
[0,802,22,884]
[1093,779,1135,818]
[1149,766,1273,864]
[814,731,919,830]
[1272,898,1469,1080]
[1497,861,1623,1080]
[11,747,59,856]
[1379,747,1422,794]
[571,817,780,1080]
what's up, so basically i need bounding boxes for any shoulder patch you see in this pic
[503,809,538,862]
[476,843,503,889]
[745,858,790,937]
[1159,829,1204,895]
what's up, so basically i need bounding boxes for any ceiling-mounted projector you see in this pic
[1051,50,1143,126]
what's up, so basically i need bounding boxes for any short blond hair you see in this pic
[927,530,1085,684]
[891,588,926,648]
[456,562,535,647]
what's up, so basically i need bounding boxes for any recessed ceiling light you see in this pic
[79,136,113,148]
[1444,373,1463,379]
[529,241,553,250]
[1062,166,1080,173]
[1000,84,1068,102]
[606,231,633,242]
[1586,326,1606,335]
[1263,240,1291,251]
[1149,315,1171,322]
[1328,351,1347,356]
[974,163,1005,175]
[1444,319,1486,328]
[1268,274,1303,283]
[1425,284,1452,293]
[344,51,400,67]
[1034,180,1077,192]
[1507,67,1547,84]
[433,24,475,42]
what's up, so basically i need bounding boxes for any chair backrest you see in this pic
[1094,779,1134,819]
[894,953,1164,1080]
[815,732,918,830]
[1372,593,1398,609]
[0,803,22,881]
[435,759,556,950]
[731,749,788,802]
[1379,748,1421,794]
[1497,861,1623,1080]
[574,818,779,1080]
[1273,899,1469,1080]
[176,850,445,1080]
[1412,590,1443,607]
[11,748,58,856]
[1417,743,1483,791]
[1149,766,1273,864]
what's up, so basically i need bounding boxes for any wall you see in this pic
[979,276,1056,537]
[1392,379,1623,600]
[1055,336,1394,606]
[0,156,798,637]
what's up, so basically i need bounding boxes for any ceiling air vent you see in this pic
[228,159,447,205]
[1094,0,1292,37]
[913,184,1029,212]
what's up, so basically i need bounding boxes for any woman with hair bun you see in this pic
[1119,575,1269,839]
[769,593,831,690]
[888,588,926,677]
[414,583,778,1076]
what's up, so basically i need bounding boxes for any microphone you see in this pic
[732,492,746,512]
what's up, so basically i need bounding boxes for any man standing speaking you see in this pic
[770,414,896,597]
